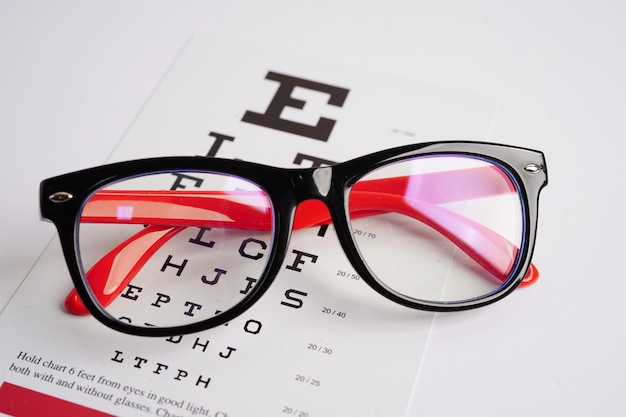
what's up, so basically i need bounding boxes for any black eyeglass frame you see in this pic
[40,141,548,336]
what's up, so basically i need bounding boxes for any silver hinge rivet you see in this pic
[524,163,543,174]
[49,191,74,203]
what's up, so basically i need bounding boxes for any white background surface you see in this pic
[1,1,624,415]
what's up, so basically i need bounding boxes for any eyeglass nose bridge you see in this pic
[290,166,334,202]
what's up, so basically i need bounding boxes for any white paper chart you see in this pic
[0,35,495,417]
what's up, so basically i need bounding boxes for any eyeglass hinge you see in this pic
[48,191,74,203]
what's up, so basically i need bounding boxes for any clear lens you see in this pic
[77,171,273,328]
[348,155,523,303]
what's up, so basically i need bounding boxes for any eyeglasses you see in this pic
[40,141,547,336]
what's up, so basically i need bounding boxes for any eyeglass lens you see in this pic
[76,173,275,328]
[349,155,523,303]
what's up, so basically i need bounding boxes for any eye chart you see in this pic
[0,35,495,417]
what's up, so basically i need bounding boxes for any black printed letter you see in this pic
[207,132,235,157]
[239,238,267,260]
[242,71,349,141]
[281,289,308,309]
[286,249,318,272]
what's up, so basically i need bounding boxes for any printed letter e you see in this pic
[242,71,349,141]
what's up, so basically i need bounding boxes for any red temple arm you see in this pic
[65,169,539,315]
